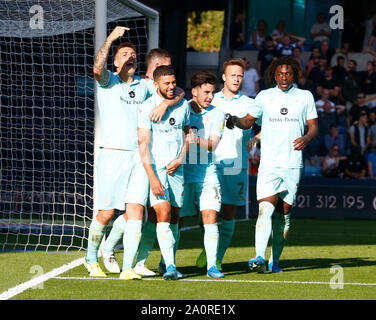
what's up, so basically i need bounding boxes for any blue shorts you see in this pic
[149,165,184,208]
[216,167,248,206]
[97,149,149,211]
[180,178,222,217]
[256,166,303,205]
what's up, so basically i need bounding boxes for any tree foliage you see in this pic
[187,11,224,52]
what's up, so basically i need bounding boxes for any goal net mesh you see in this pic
[0,0,148,251]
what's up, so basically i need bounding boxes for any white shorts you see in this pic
[256,166,303,205]
[97,149,149,210]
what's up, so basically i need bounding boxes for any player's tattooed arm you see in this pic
[93,26,130,86]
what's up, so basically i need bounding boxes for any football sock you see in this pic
[217,219,235,263]
[270,213,291,263]
[160,223,180,266]
[255,201,275,259]
[135,220,157,265]
[204,223,219,270]
[86,218,106,264]
[170,223,180,256]
[122,219,142,270]
[156,222,175,267]
[103,214,127,255]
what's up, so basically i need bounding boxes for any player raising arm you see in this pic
[227,56,318,273]
[85,26,152,280]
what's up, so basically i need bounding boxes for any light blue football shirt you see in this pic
[249,85,318,168]
[141,78,157,95]
[138,93,190,169]
[184,103,226,183]
[96,71,152,150]
[212,90,254,169]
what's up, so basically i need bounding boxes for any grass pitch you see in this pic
[1,218,376,300]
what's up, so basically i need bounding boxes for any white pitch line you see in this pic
[0,257,86,300]
[53,276,376,286]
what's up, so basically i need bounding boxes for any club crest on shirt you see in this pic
[169,117,176,125]
[280,107,288,115]
[129,91,135,98]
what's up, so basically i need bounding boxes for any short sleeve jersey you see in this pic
[249,86,317,168]
[184,103,225,183]
[138,93,190,169]
[212,91,254,169]
[96,71,152,150]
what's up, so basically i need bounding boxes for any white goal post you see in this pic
[0,0,159,252]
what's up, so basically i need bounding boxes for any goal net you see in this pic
[0,0,156,251]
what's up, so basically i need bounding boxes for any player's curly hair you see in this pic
[264,56,303,88]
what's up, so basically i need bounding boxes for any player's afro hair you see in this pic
[264,56,303,88]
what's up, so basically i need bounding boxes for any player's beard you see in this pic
[158,88,175,100]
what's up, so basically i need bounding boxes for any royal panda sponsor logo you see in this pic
[169,118,176,125]
[280,107,288,115]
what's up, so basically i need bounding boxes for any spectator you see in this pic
[292,46,304,69]
[332,55,348,85]
[362,13,376,51]
[241,20,268,50]
[240,58,259,98]
[364,23,376,52]
[257,36,279,89]
[308,55,327,90]
[348,92,369,126]
[271,20,287,41]
[321,144,347,178]
[367,147,376,179]
[313,89,345,156]
[347,59,358,75]
[305,89,339,158]
[305,47,321,75]
[248,141,261,176]
[276,34,306,57]
[344,146,367,179]
[318,40,336,63]
[342,69,362,106]
[349,111,372,155]
[368,109,376,148]
[230,13,245,50]
[317,66,341,104]
[323,124,345,155]
[297,72,316,99]
[310,13,332,48]
[358,61,376,107]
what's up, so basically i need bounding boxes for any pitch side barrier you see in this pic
[246,176,376,220]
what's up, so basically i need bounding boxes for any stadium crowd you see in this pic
[238,15,376,180]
